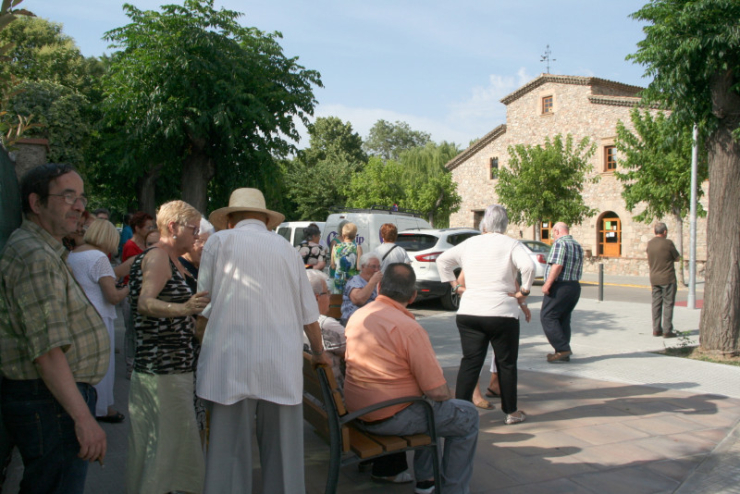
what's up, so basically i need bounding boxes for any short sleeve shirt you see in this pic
[344,296,446,421]
[374,243,411,273]
[341,274,377,325]
[545,235,584,282]
[0,220,110,383]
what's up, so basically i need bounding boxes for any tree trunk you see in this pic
[699,70,740,356]
[181,141,215,214]
[136,163,162,216]
[535,219,542,241]
[673,212,686,286]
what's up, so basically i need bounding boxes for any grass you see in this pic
[657,345,740,367]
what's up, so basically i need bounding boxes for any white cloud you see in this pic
[445,68,532,142]
[294,68,537,150]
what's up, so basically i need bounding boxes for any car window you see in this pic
[396,234,439,252]
[447,233,479,246]
[293,229,307,247]
[523,241,550,253]
[277,227,291,242]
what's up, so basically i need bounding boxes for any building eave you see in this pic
[445,124,506,172]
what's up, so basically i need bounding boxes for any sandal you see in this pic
[485,387,500,398]
[505,410,526,425]
[97,411,125,424]
[474,399,494,410]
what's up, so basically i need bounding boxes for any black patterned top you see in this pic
[129,247,196,374]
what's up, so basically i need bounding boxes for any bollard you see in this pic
[598,264,604,302]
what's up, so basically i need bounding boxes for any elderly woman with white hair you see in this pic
[340,252,382,326]
[305,269,346,388]
[437,204,535,425]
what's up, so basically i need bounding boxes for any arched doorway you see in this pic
[598,211,621,257]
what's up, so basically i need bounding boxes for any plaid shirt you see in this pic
[545,235,583,282]
[0,220,109,383]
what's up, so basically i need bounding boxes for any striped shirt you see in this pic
[196,219,319,406]
[0,220,109,383]
[545,235,584,282]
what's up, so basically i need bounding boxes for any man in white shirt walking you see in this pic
[196,188,329,494]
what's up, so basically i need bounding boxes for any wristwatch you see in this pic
[520,288,530,296]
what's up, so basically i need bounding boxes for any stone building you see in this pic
[445,74,707,276]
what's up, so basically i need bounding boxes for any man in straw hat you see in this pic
[196,188,330,493]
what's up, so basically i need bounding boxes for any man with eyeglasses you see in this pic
[0,163,109,493]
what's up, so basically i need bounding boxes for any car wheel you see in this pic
[440,285,459,311]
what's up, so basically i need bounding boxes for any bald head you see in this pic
[552,222,570,240]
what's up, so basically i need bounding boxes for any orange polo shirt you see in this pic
[343,295,447,422]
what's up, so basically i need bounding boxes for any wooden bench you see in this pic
[327,294,343,320]
[302,353,441,494]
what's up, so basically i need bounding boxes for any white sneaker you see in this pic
[371,470,413,484]
[415,480,435,493]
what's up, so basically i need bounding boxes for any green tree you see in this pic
[0,16,103,171]
[495,134,598,239]
[347,157,406,208]
[614,109,708,284]
[399,141,462,227]
[0,1,38,147]
[100,0,321,213]
[629,0,740,355]
[281,116,366,220]
[363,119,431,161]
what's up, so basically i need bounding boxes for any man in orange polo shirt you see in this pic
[344,263,479,494]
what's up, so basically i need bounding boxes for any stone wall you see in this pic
[449,76,708,276]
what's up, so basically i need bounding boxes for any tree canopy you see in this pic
[495,134,598,238]
[363,119,431,161]
[99,0,322,213]
[615,109,707,224]
[347,141,462,227]
[629,0,740,355]
[281,116,366,221]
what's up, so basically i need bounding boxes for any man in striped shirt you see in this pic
[540,222,583,363]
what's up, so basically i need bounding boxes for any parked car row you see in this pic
[275,210,551,311]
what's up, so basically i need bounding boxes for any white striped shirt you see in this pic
[196,219,319,406]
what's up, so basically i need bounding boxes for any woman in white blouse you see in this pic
[437,205,535,425]
[68,219,131,422]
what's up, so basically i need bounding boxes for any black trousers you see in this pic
[455,314,520,414]
[540,281,581,353]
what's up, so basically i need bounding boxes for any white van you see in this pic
[321,208,432,255]
[275,221,326,247]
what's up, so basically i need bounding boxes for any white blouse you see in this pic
[437,233,535,318]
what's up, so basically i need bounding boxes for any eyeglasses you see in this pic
[318,291,329,297]
[183,224,200,236]
[48,192,88,208]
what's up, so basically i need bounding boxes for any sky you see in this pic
[26,0,653,149]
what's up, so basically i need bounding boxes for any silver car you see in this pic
[520,240,551,283]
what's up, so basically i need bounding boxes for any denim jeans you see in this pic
[1,378,97,494]
[357,399,479,494]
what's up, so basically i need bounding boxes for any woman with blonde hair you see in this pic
[330,221,362,294]
[126,200,209,494]
[67,219,130,422]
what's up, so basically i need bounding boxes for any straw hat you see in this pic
[209,188,285,231]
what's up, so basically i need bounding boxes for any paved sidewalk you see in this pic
[4,279,739,494]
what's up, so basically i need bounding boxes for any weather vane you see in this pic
[540,45,556,74]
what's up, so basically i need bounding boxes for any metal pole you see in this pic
[598,264,604,302]
[688,125,698,310]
